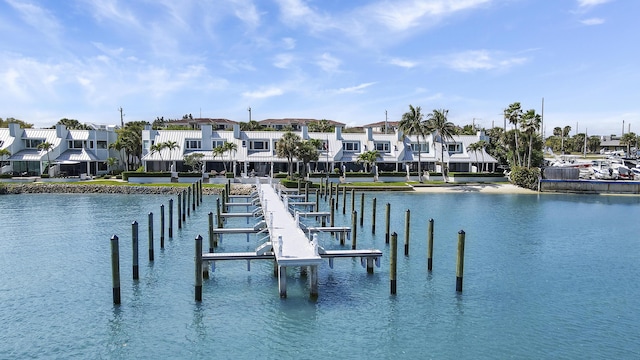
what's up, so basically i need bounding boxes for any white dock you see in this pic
[196,182,382,299]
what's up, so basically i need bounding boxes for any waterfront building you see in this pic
[0,123,118,176]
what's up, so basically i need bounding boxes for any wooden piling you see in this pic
[216,197,223,228]
[334,184,339,210]
[168,199,174,237]
[305,182,309,202]
[160,204,165,249]
[208,212,214,253]
[177,193,182,229]
[148,212,154,261]
[404,209,410,256]
[192,183,196,211]
[221,189,226,214]
[187,186,192,216]
[390,232,397,295]
[456,230,465,292]
[350,189,355,214]
[372,197,377,234]
[200,180,203,203]
[182,189,186,222]
[330,197,335,228]
[351,210,357,250]
[359,192,364,227]
[131,221,139,280]
[111,235,121,304]
[315,189,320,212]
[385,203,390,244]
[342,185,346,214]
[427,218,434,271]
[195,235,203,302]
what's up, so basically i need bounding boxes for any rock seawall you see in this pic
[1,183,255,195]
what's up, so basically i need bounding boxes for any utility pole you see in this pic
[118,107,124,128]
[385,110,388,134]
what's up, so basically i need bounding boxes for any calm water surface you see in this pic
[0,191,638,359]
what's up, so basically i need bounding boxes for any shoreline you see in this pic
[411,183,538,194]
[0,181,536,195]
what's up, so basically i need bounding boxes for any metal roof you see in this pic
[9,149,45,161]
[56,149,99,163]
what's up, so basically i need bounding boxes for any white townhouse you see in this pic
[0,123,119,176]
[141,124,498,177]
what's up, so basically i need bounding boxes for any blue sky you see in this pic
[0,0,637,136]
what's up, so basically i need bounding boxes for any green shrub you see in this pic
[103,175,112,179]
[225,172,235,178]
[178,172,203,178]
[115,175,122,180]
[122,172,171,181]
[40,174,50,178]
[0,173,13,179]
[509,167,541,190]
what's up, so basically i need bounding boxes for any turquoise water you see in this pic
[0,191,639,359]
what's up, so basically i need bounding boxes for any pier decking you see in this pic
[197,182,382,299]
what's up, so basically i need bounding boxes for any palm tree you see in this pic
[0,148,11,172]
[466,142,480,172]
[109,140,126,171]
[562,126,572,154]
[476,140,487,172]
[149,143,165,171]
[620,132,637,157]
[520,109,542,168]
[222,141,238,175]
[504,102,523,166]
[37,142,54,175]
[276,131,301,179]
[212,145,226,171]
[426,109,456,180]
[163,140,179,171]
[399,105,428,183]
[106,157,118,175]
[296,140,320,179]
[356,150,380,173]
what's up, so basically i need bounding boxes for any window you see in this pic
[212,140,225,149]
[143,140,150,151]
[68,140,84,149]
[97,141,108,149]
[342,141,360,152]
[186,140,201,149]
[249,140,270,151]
[410,142,429,153]
[374,142,390,153]
[88,141,94,149]
[25,139,44,148]
[448,143,462,153]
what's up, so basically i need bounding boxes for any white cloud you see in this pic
[441,50,527,72]
[317,53,341,73]
[82,0,140,27]
[229,0,261,28]
[92,42,124,58]
[5,0,61,37]
[581,17,605,25]
[577,0,612,8]
[282,37,296,50]
[242,87,284,99]
[363,0,492,32]
[273,54,294,69]
[222,60,256,72]
[389,58,418,68]
[334,82,376,94]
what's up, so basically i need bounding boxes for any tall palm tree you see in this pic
[477,140,487,172]
[620,132,637,157]
[504,102,523,166]
[356,150,380,173]
[109,140,126,171]
[106,157,118,175]
[212,145,226,171]
[426,109,456,179]
[296,140,320,179]
[149,143,165,171]
[163,141,179,171]
[520,109,542,168]
[466,142,480,172]
[562,126,572,154]
[276,131,301,179]
[222,141,238,175]
[37,141,54,175]
[399,105,428,183]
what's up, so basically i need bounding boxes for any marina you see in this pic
[1,191,639,358]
